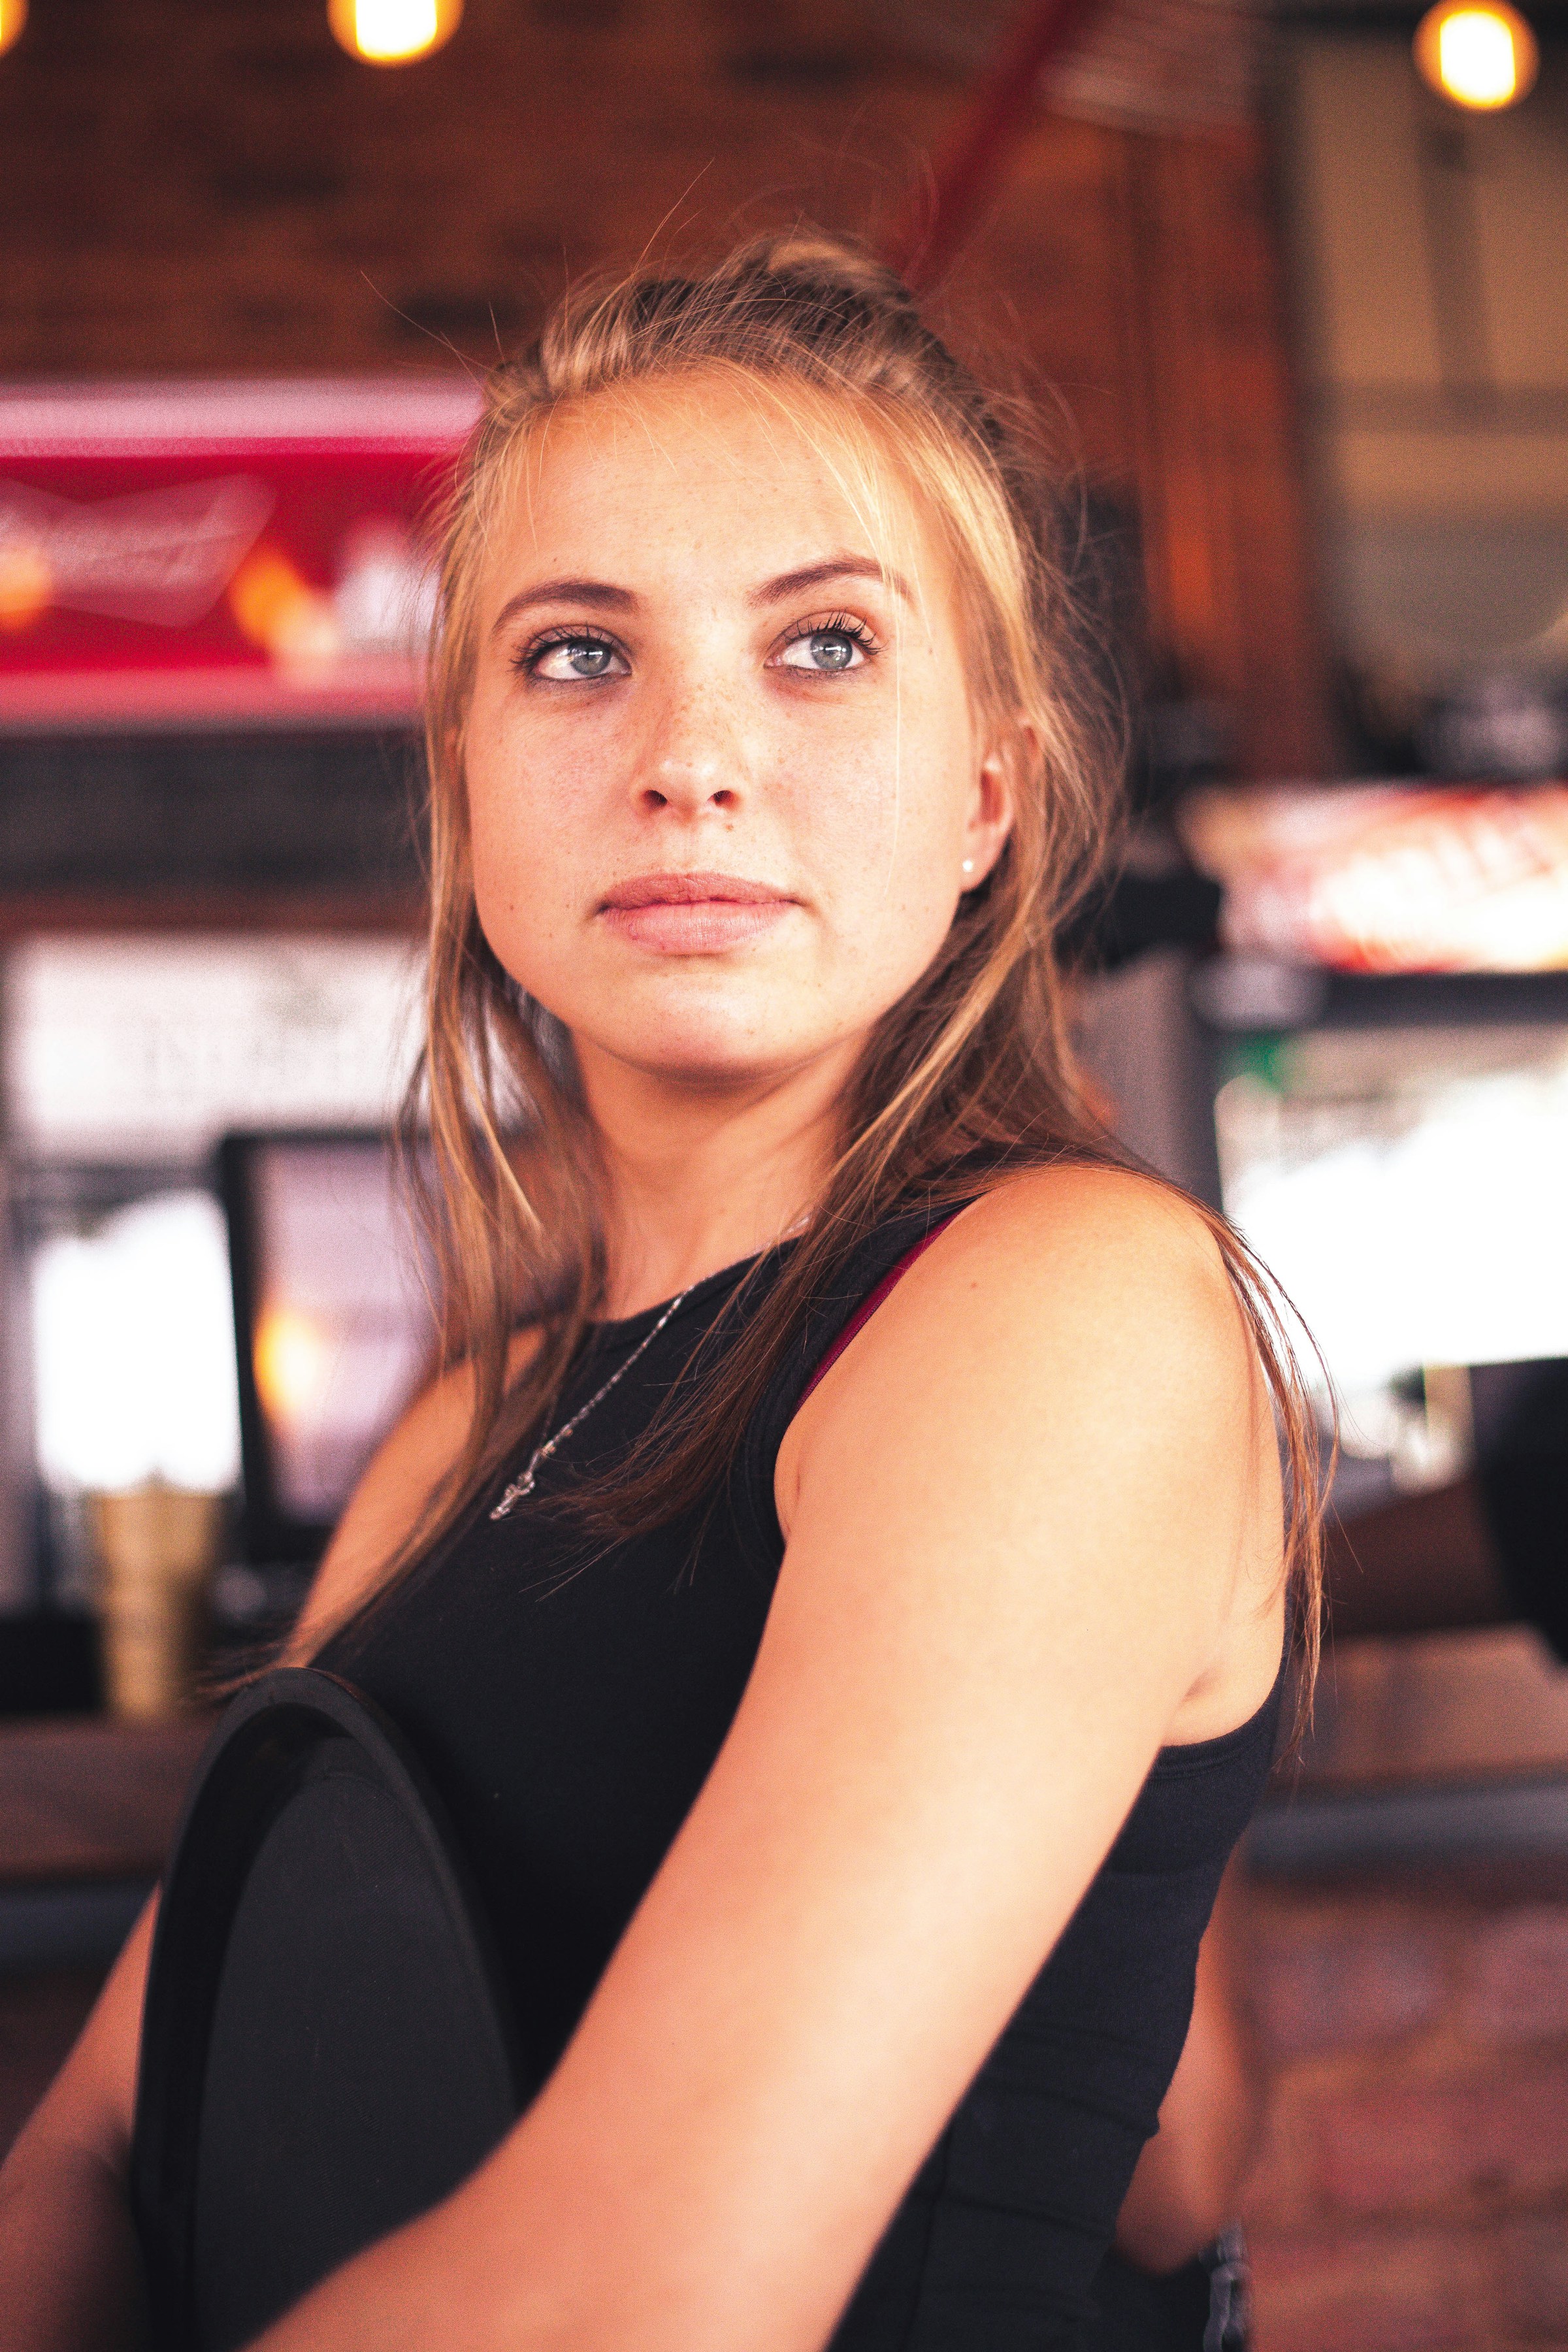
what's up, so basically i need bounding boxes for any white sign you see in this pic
[5,933,425,1158]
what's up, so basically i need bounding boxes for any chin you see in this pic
[617,1027,817,1092]
[589,990,836,1090]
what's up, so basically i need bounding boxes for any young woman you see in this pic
[0,235,1317,2352]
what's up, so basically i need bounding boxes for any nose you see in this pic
[634,676,749,819]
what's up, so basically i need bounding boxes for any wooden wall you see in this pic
[0,0,1330,777]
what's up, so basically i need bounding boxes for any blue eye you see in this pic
[527,633,626,682]
[779,624,871,674]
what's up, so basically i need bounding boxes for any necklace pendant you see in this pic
[490,1464,538,1522]
[487,1277,698,1525]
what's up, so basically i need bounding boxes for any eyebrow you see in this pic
[490,555,911,641]
[490,578,636,639]
[747,556,913,609]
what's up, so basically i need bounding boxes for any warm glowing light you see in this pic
[0,542,51,630]
[227,547,340,668]
[0,0,27,60]
[31,1194,241,1494]
[327,0,461,64]
[358,0,434,56]
[254,1306,335,1429]
[1414,2,1539,110]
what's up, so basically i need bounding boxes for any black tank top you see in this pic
[319,1203,1283,2350]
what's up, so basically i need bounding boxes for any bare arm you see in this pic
[248,1170,1287,2352]
[0,1906,154,2352]
[1113,1859,1263,2274]
[1112,1471,1516,2278]
[0,1352,491,2350]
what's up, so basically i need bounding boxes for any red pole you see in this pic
[882,0,1109,291]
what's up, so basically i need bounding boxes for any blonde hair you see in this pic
[351,231,1320,1695]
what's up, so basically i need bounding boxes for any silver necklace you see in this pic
[489,1215,810,1522]
[489,1282,698,1520]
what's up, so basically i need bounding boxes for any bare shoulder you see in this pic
[829,1164,1245,1410]
[777,1164,1282,1722]
[941,1162,1232,1308]
[287,1324,542,1659]
[784,1163,1254,1481]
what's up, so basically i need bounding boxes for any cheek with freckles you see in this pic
[466,699,975,1081]
[467,766,585,959]
[792,714,973,990]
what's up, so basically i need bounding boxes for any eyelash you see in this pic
[774,612,880,664]
[514,623,621,677]
[512,610,883,679]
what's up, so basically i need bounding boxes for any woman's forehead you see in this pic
[488,370,943,603]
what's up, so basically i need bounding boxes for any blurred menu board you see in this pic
[5,933,423,1158]
[0,379,481,729]
[1181,782,1568,973]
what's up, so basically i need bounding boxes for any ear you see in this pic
[958,719,1027,892]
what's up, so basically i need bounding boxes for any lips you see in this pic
[601,871,790,909]
[598,870,796,954]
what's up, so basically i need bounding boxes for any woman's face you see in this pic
[464,372,1013,1098]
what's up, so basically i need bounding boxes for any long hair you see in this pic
[328,229,1322,1699]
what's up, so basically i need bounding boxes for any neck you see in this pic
[575,1040,858,1319]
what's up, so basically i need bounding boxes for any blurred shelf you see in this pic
[1294,1627,1568,1791]
[0,1712,211,1887]
[1249,1772,1568,1878]
[0,889,421,939]
[7,1636,1565,1928]
[1252,1627,1568,1877]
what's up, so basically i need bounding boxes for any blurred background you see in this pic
[1,1,1567,2342]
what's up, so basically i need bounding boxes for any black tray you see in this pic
[132,1668,525,2352]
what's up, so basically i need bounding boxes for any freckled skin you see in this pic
[463,374,1013,1099]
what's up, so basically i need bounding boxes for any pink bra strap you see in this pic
[799,1213,964,1407]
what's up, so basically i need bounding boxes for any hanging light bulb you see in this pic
[1414,1,1539,110]
[328,0,462,65]
[0,0,29,59]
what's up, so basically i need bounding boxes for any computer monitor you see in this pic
[220,1132,435,1566]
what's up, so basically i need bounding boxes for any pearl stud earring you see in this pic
[962,858,975,877]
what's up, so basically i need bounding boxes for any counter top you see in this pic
[0,1714,212,1887]
[1,1625,1565,1894]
